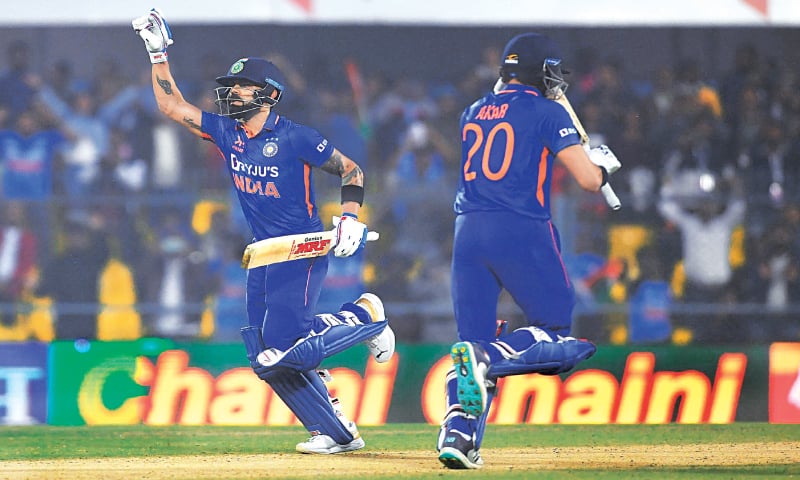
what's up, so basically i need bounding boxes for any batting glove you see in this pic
[588,145,621,175]
[332,214,368,257]
[132,8,173,64]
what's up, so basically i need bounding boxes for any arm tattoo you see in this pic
[156,75,173,95]
[183,116,202,131]
[321,151,363,186]
[342,164,363,187]
[320,152,344,175]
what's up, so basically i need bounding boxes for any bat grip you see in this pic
[601,183,621,210]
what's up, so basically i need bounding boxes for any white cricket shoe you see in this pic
[295,433,365,454]
[355,293,395,363]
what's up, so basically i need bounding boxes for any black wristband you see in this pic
[599,166,609,186]
[341,185,364,205]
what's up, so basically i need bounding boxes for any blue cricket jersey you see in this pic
[201,110,335,240]
[0,129,64,199]
[454,84,581,220]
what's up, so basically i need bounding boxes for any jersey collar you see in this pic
[237,110,281,138]
[262,110,280,131]
[496,83,541,97]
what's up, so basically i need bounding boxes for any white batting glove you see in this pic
[588,144,621,175]
[332,214,368,257]
[132,8,173,64]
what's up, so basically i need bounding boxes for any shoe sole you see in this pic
[451,342,487,417]
[296,437,365,454]
[438,447,481,469]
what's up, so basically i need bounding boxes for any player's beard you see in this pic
[226,93,261,121]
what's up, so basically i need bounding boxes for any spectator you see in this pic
[0,106,66,258]
[0,107,65,200]
[37,77,145,197]
[33,212,110,340]
[0,202,38,326]
[385,119,456,262]
[46,59,89,105]
[136,209,217,338]
[743,118,799,212]
[720,43,763,132]
[459,43,503,101]
[754,222,799,311]
[627,245,673,344]
[657,172,746,304]
[210,234,248,343]
[98,127,149,196]
[0,40,37,116]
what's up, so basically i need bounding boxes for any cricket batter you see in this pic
[437,33,621,469]
[133,9,394,454]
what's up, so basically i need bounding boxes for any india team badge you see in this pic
[263,142,278,157]
[230,60,245,74]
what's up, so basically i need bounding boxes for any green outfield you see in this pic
[2,423,799,479]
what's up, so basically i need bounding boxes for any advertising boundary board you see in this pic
[5,340,800,425]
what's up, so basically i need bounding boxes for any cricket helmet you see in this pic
[214,57,285,119]
[499,33,568,98]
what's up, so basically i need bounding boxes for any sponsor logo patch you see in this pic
[559,127,578,137]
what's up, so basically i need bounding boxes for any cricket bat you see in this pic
[242,230,380,269]
[551,90,622,210]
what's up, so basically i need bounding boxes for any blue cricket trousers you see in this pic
[451,210,576,342]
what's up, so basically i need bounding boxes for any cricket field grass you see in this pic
[1,423,798,479]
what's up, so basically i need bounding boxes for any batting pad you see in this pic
[240,326,355,444]
[268,369,356,445]
[248,321,389,373]
[487,338,596,378]
[241,326,268,366]
[441,368,494,450]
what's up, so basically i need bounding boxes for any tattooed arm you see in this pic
[151,63,204,137]
[320,148,365,216]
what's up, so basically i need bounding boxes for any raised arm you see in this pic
[151,64,204,137]
[132,9,204,137]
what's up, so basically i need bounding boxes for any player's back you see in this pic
[455,84,575,220]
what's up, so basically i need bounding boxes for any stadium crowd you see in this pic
[0,36,798,345]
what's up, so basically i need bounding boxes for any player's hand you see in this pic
[132,8,173,64]
[332,214,368,257]
[588,145,621,175]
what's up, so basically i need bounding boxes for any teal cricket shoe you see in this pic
[451,341,490,417]
[437,426,483,469]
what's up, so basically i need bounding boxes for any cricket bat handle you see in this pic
[550,87,622,211]
[601,183,621,210]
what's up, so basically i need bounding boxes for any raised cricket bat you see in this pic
[551,90,622,210]
[241,230,380,269]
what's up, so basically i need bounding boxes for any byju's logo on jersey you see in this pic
[263,142,278,157]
